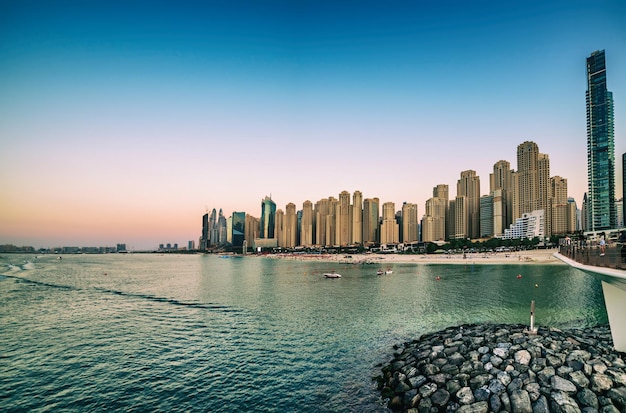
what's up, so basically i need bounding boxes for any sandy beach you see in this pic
[263,248,564,266]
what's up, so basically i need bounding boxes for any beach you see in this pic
[263,248,564,266]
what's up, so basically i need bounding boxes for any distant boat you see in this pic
[323,271,342,278]
[385,269,393,274]
[377,268,393,275]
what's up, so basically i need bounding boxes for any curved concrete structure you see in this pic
[554,252,626,352]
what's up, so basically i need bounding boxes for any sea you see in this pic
[0,253,609,412]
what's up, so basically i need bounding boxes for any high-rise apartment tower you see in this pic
[586,50,615,231]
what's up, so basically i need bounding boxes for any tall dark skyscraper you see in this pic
[586,50,615,231]
[623,152,626,227]
[260,196,276,239]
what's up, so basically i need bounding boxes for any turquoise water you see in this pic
[0,253,608,412]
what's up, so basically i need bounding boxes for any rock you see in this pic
[380,324,622,412]
[577,388,599,409]
[429,373,449,386]
[469,374,491,389]
[606,387,626,410]
[510,389,533,413]
[567,350,591,363]
[515,350,532,365]
[551,375,578,393]
[478,346,490,354]
[547,353,565,368]
[409,375,427,389]
[567,359,585,372]
[605,369,626,386]
[395,380,411,393]
[533,395,550,413]
[388,395,403,410]
[417,396,432,412]
[418,382,438,398]
[433,357,448,368]
[446,379,462,396]
[422,363,439,376]
[550,391,582,413]
[488,378,506,395]
[568,370,590,389]
[491,355,504,367]
[501,391,512,411]
[494,347,508,358]
[448,352,466,366]
[456,401,489,413]
[489,394,502,412]
[474,387,490,402]
[457,386,475,405]
[509,377,525,392]
[497,371,512,387]
[525,382,541,402]
[590,373,613,393]
[537,366,556,385]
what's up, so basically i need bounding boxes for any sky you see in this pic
[1,0,625,250]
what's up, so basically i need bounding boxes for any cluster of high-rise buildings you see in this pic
[199,50,622,251]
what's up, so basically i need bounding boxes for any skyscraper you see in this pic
[362,198,380,245]
[586,50,616,231]
[456,170,480,239]
[260,196,276,239]
[402,202,419,243]
[380,202,399,244]
[352,190,363,245]
[513,141,552,237]
[301,200,313,247]
[623,153,625,227]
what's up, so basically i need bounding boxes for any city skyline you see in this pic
[1,1,625,250]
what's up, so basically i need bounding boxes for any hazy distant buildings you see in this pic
[586,50,616,231]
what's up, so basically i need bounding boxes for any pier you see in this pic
[555,242,626,352]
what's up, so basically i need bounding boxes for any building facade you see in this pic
[586,50,616,231]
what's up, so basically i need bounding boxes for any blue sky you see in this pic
[1,0,625,249]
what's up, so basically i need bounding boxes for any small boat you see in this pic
[385,269,393,274]
[323,271,342,278]
[377,269,384,275]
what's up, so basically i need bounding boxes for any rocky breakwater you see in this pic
[375,324,626,412]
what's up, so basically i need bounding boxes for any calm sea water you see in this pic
[0,253,608,412]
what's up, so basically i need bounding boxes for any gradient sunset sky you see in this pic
[1,0,625,250]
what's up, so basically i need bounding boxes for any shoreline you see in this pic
[260,249,564,266]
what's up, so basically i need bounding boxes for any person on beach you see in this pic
[599,233,606,256]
